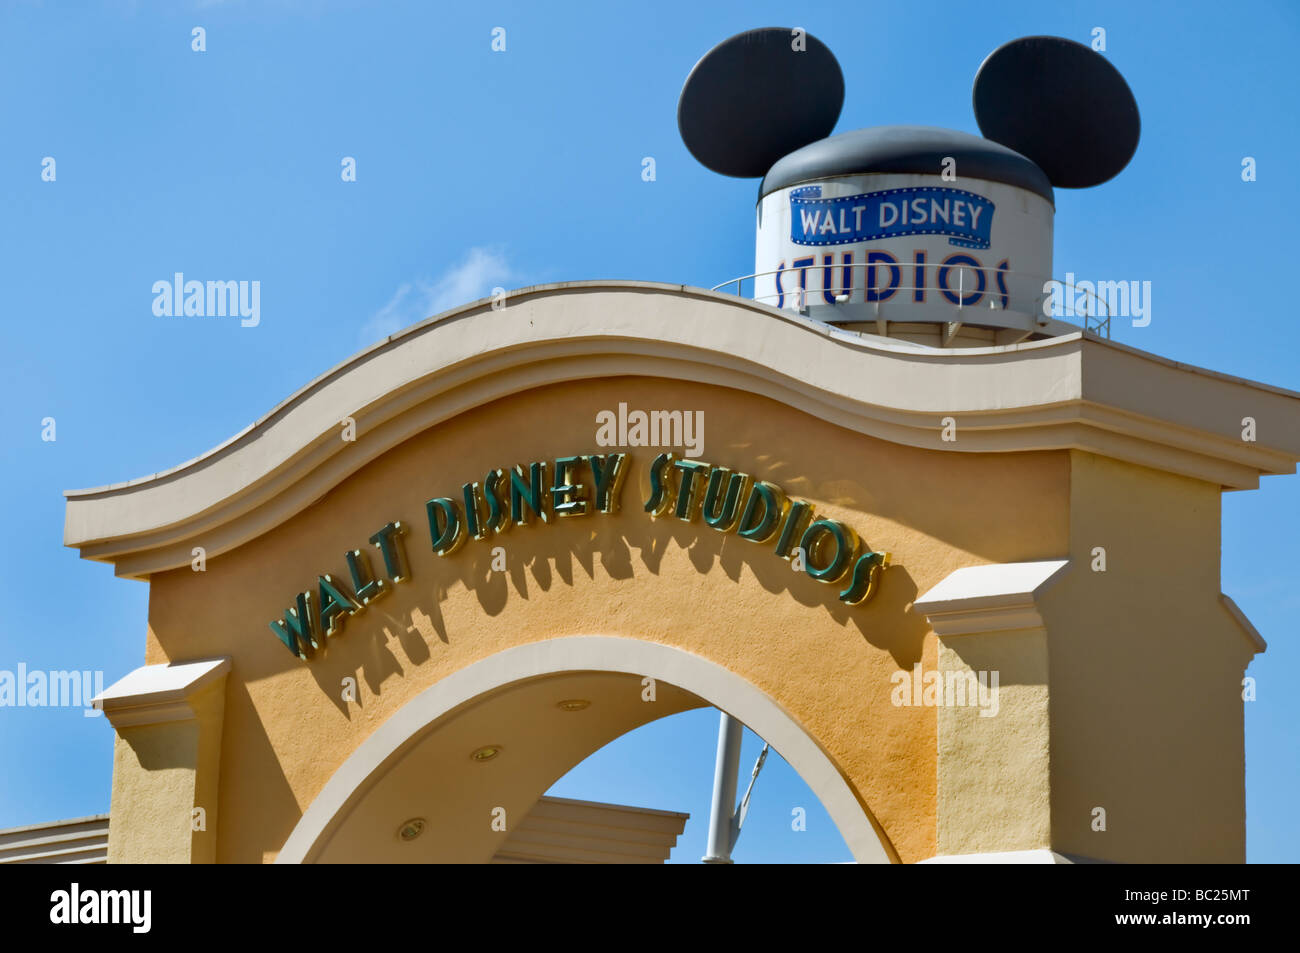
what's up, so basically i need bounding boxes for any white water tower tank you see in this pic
[678,29,1140,348]
[754,125,1054,344]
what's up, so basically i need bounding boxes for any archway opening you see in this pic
[546,707,854,863]
[277,637,894,864]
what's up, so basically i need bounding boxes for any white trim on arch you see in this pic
[275,636,895,864]
[65,281,1300,578]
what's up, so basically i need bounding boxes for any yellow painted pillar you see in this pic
[914,562,1064,862]
[94,658,230,863]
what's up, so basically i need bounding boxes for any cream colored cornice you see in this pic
[913,561,1069,636]
[62,281,1300,579]
[92,657,231,728]
[1221,594,1268,654]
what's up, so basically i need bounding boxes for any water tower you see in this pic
[681,30,1140,347]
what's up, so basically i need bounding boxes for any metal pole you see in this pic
[701,710,744,863]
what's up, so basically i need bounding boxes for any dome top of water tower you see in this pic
[759,125,1055,205]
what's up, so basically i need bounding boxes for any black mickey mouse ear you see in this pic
[678,27,844,178]
[973,35,1140,189]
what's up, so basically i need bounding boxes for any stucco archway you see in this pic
[276,636,895,863]
[68,282,1296,864]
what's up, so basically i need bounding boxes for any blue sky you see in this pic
[0,0,1296,862]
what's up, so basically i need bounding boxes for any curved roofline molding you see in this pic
[63,281,1300,579]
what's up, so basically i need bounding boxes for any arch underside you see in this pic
[277,637,896,864]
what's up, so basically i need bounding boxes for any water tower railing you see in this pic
[711,263,1111,339]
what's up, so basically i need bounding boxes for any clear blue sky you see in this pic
[1,0,1295,862]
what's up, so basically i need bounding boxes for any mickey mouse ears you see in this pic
[679,30,1140,190]
[973,36,1140,189]
[678,27,844,178]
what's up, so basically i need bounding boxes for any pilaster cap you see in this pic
[92,657,231,727]
[913,560,1069,636]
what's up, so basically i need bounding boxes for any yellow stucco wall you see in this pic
[107,721,200,864]
[936,629,1052,856]
[105,678,225,864]
[1039,451,1254,862]
[138,375,1071,863]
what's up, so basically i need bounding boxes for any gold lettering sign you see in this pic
[268,452,890,660]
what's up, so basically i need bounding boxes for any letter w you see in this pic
[269,592,316,658]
